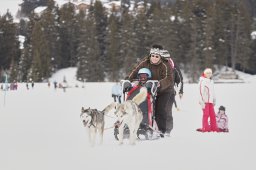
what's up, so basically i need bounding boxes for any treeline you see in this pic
[1,0,256,83]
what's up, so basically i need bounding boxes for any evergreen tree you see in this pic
[233,0,252,72]
[147,1,163,45]
[213,0,231,68]
[202,2,216,68]
[76,11,88,82]
[18,18,28,36]
[9,58,19,82]
[105,12,122,81]
[158,6,179,62]
[20,0,49,17]
[173,0,195,65]
[59,2,78,68]
[29,21,50,81]
[185,0,201,82]
[121,0,131,14]
[20,0,38,17]
[93,1,108,64]
[0,12,20,78]
[17,13,36,82]
[83,11,104,82]
[249,38,256,73]
[133,5,151,58]
[119,11,138,76]
[40,0,61,75]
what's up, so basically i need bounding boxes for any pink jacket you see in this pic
[216,112,229,129]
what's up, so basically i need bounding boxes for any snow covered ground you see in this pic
[0,68,256,170]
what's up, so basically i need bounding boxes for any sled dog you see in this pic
[104,87,147,145]
[80,104,114,146]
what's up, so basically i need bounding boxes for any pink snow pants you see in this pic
[202,103,218,132]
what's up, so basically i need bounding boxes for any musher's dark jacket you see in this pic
[128,57,174,95]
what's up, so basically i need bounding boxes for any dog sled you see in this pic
[114,79,162,140]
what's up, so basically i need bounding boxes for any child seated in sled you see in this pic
[122,68,158,95]
[114,68,160,140]
[216,106,229,132]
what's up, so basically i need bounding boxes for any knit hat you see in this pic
[219,105,225,111]
[204,68,212,75]
[149,44,163,56]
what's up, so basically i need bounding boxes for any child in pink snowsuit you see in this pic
[216,106,229,132]
[197,68,219,132]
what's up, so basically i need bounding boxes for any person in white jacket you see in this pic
[197,68,219,132]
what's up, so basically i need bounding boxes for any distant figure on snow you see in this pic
[62,77,68,92]
[31,81,34,89]
[111,82,122,103]
[54,81,58,89]
[26,82,29,90]
[47,80,51,88]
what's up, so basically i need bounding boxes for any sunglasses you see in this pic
[151,55,160,58]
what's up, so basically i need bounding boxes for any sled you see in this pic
[114,80,162,140]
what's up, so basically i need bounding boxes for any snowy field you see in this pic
[1,72,256,170]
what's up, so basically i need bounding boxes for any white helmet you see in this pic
[138,68,152,78]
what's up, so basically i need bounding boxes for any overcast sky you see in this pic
[0,0,22,16]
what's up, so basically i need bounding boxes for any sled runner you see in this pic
[114,80,162,140]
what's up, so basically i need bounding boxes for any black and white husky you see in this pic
[104,87,147,145]
[80,104,114,146]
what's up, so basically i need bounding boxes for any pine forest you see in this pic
[1,0,256,83]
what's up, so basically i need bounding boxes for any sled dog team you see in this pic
[80,87,148,146]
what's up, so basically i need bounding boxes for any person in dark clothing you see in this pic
[54,81,58,90]
[161,49,184,111]
[127,44,174,136]
[31,81,34,89]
